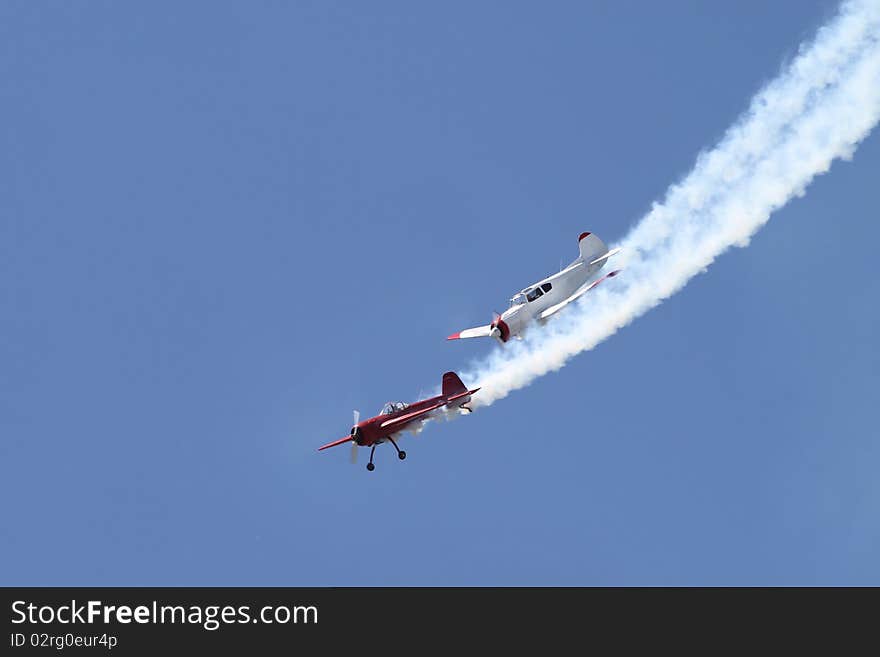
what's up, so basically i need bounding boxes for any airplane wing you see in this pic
[537,270,621,321]
[318,435,353,451]
[379,401,447,429]
[447,325,493,340]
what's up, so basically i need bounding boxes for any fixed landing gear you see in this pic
[388,437,406,460]
[460,404,473,413]
[364,439,408,472]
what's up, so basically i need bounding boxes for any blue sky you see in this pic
[2,1,878,585]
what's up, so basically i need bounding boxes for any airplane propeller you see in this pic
[350,410,360,464]
[490,312,503,340]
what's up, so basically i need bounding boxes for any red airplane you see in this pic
[318,371,480,471]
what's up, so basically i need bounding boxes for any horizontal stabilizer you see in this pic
[446,387,481,403]
[589,247,621,266]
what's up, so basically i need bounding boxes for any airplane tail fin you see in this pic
[577,232,609,265]
[442,371,468,398]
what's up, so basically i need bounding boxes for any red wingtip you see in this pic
[578,232,591,242]
[447,332,461,340]
[608,269,621,277]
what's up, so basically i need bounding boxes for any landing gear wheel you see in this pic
[366,463,375,471]
[398,450,407,460]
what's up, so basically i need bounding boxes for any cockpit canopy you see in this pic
[520,282,553,303]
[380,401,409,415]
[509,293,526,307]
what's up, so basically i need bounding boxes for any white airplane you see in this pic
[448,232,621,345]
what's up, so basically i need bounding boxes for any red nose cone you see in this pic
[491,317,511,342]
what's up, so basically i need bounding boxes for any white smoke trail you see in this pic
[459,0,880,407]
